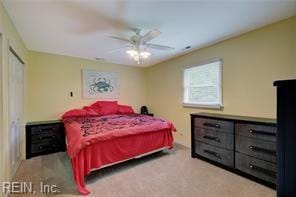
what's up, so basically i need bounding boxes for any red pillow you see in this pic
[90,101,118,115]
[118,105,135,114]
[88,103,101,113]
[83,106,101,116]
[61,109,87,119]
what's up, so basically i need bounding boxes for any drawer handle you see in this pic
[203,135,221,142]
[39,146,43,150]
[38,135,56,140]
[249,129,276,136]
[249,145,277,156]
[39,128,55,132]
[203,123,221,128]
[204,149,221,159]
[249,164,277,178]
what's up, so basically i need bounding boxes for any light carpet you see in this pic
[11,143,275,197]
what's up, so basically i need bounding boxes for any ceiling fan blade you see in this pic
[58,1,131,34]
[146,43,174,51]
[107,45,130,53]
[140,29,161,43]
[109,36,132,44]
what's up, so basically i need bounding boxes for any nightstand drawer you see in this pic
[195,128,233,150]
[194,118,234,133]
[31,142,62,154]
[31,132,60,143]
[31,124,62,135]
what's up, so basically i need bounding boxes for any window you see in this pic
[183,59,222,108]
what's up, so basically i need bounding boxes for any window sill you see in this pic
[182,103,223,110]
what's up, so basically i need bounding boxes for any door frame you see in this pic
[0,29,7,188]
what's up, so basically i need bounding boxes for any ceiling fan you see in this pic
[109,28,174,64]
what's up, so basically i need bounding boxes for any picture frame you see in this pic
[82,69,120,99]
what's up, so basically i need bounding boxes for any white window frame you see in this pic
[182,59,223,109]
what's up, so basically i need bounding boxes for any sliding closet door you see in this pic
[8,49,24,177]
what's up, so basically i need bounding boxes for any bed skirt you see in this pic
[70,129,174,195]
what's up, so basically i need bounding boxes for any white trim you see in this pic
[0,32,4,188]
[182,103,223,109]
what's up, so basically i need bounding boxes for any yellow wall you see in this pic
[146,17,296,147]
[26,51,147,121]
[0,1,28,191]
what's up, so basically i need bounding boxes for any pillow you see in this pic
[83,106,101,116]
[90,101,118,115]
[88,102,101,114]
[118,105,135,114]
[61,109,87,119]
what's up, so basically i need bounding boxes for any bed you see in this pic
[62,102,176,195]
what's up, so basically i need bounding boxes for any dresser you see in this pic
[274,80,296,197]
[191,113,276,187]
[26,120,66,159]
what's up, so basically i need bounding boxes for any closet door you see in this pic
[9,49,24,177]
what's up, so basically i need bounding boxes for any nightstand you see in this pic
[26,120,66,159]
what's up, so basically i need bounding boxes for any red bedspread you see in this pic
[62,114,176,195]
[63,114,176,158]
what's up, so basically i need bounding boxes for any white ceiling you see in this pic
[3,0,296,67]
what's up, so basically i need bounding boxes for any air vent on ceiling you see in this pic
[95,57,105,61]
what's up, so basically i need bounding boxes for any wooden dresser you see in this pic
[26,120,66,159]
[191,113,276,187]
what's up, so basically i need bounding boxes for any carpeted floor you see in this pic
[11,143,275,197]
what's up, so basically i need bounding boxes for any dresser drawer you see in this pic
[236,135,276,163]
[195,128,233,150]
[31,124,62,135]
[235,123,276,142]
[235,153,276,184]
[194,118,234,133]
[195,142,234,168]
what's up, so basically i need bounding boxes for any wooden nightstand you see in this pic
[26,120,66,159]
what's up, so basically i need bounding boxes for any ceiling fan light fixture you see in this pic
[140,51,151,59]
[126,49,151,64]
[126,49,138,56]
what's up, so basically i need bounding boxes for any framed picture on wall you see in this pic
[82,69,120,99]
